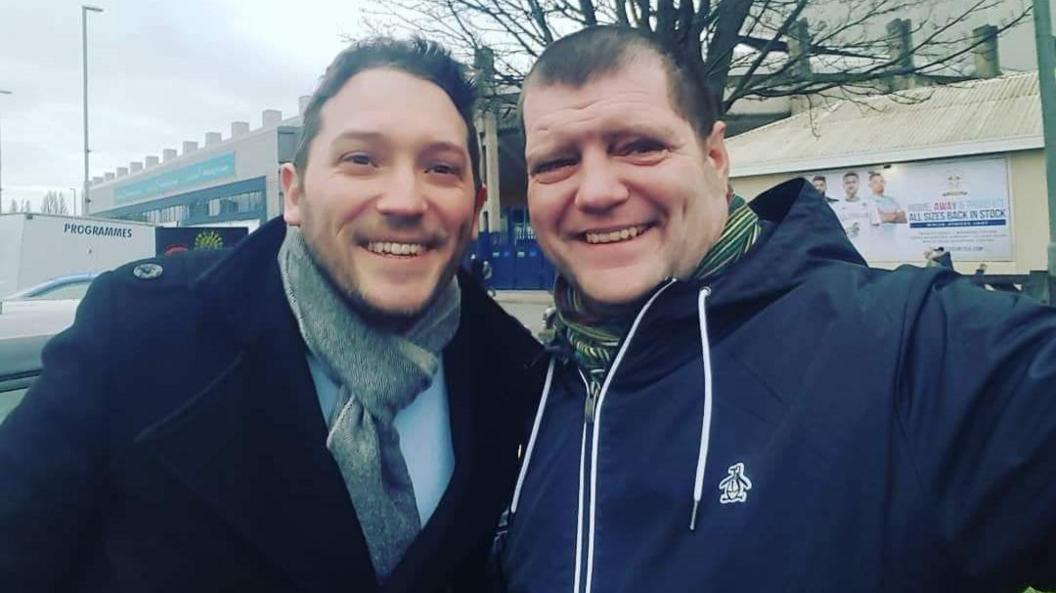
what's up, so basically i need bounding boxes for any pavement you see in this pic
[493,290,554,339]
[493,290,553,304]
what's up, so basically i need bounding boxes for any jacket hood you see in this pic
[650,177,866,310]
[616,178,869,381]
[713,177,867,307]
[512,178,876,546]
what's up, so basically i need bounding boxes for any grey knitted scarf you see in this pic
[277,227,460,582]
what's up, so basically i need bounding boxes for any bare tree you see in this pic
[364,0,1030,112]
[21,199,31,213]
[40,191,70,215]
[6,199,16,213]
[41,191,59,214]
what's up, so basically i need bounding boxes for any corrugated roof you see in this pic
[727,72,1043,177]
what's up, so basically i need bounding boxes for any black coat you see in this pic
[0,218,544,593]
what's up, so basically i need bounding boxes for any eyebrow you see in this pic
[526,122,675,163]
[603,122,675,141]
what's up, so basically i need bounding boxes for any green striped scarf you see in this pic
[553,195,762,384]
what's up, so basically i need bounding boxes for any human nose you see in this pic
[375,165,427,217]
[574,152,629,213]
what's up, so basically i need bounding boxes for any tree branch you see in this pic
[635,0,653,30]
[656,0,677,38]
[726,0,808,105]
[579,0,598,25]
[702,0,754,92]
[616,0,631,25]
[372,0,1033,113]
[677,0,696,52]
[527,0,556,44]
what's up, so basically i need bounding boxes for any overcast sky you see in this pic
[1,0,1042,213]
[1,0,374,212]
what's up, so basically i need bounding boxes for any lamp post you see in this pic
[82,4,104,218]
[1035,0,1056,270]
[0,89,11,210]
[69,187,78,216]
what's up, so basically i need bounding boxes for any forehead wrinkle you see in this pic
[527,107,677,161]
[530,91,660,129]
[524,68,681,160]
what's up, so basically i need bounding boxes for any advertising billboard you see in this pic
[155,226,248,257]
[803,156,1012,262]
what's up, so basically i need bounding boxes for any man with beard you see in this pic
[0,38,542,593]
[811,175,839,203]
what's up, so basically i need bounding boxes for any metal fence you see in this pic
[468,209,556,291]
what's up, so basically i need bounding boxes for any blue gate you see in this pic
[466,208,555,291]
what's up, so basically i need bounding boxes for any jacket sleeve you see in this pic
[0,273,115,590]
[897,277,1056,591]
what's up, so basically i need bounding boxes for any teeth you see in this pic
[367,241,425,256]
[585,225,647,244]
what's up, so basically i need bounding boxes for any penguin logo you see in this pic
[718,463,752,504]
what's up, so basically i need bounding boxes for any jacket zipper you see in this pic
[574,369,593,593]
[584,375,600,423]
[578,279,678,593]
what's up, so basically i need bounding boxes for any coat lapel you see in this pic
[137,219,375,592]
[380,276,539,592]
[378,319,480,592]
[140,221,541,593]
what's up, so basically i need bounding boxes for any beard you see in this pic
[299,225,471,332]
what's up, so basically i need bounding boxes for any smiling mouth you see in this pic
[583,224,651,245]
[366,241,429,257]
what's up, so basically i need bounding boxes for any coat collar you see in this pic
[139,218,375,591]
[190,216,296,347]
[138,218,540,592]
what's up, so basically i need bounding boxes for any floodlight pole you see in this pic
[0,89,11,208]
[1035,0,1056,282]
[82,4,104,217]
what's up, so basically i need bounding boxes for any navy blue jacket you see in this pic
[0,218,543,593]
[500,179,1056,593]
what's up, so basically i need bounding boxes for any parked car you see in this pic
[0,274,94,423]
[0,273,98,315]
[0,308,77,423]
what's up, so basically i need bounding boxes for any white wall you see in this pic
[88,125,282,216]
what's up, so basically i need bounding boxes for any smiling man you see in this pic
[498,26,1056,593]
[0,38,542,593]
[866,170,907,224]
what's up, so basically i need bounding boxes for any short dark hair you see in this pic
[293,37,481,190]
[519,26,721,140]
[869,171,884,180]
[843,171,859,180]
[812,175,827,183]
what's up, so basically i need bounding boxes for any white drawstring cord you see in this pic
[690,287,714,531]
[510,357,556,515]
